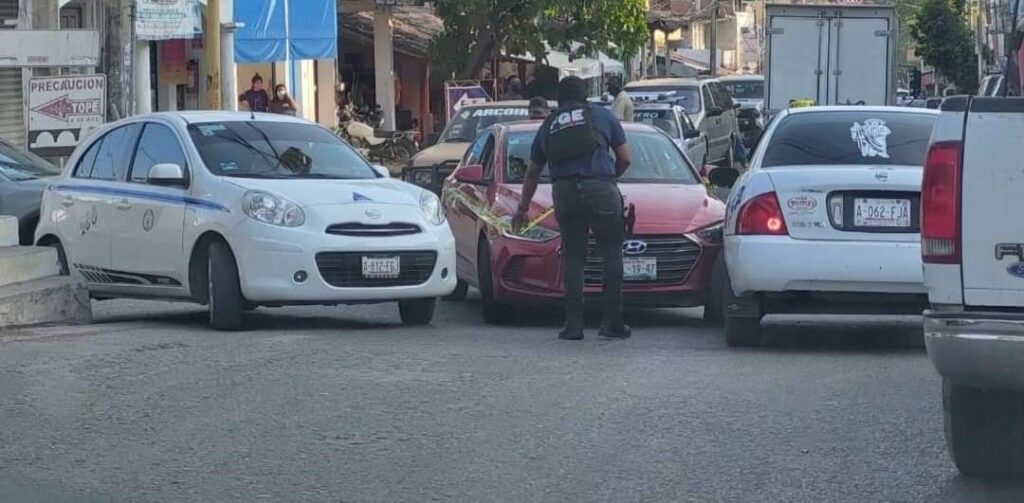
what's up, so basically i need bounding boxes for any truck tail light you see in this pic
[737,192,788,235]
[921,141,962,264]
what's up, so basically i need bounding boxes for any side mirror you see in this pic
[148,163,187,187]
[683,129,700,140]
[707,166,740,188]
[372,164,391,178]
[706,106,725,117]
[733,102,742,109]
[454,164,487,185]
[424,133,439,147]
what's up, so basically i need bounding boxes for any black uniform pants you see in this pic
[552,177,625,330]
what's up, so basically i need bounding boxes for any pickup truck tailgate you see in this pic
[961,98,1024,306]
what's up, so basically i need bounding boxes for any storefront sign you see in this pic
[136,0,203,41]
[445,83,491,121]
[27,74,106,157]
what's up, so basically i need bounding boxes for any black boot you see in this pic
[559,326,584,340]
[599,323,632,340]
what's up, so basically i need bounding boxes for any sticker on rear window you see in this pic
[850,119,891,159]
[219,161,239,171]
[197,124,227,136]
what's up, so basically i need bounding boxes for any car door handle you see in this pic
[115,199,131,211]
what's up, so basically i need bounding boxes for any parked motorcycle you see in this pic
[336,105,417,165]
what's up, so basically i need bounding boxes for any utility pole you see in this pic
[103,0,133,120]
[205,0,222,110]
[709,0,719,77]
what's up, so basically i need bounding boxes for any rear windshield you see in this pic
[439,106,530,143]
[633,109,680,138]
[625,85,701,112]
[723,81,763,100]
[761,111,936,168]
[505,130,698,184]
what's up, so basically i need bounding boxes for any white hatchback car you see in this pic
[709,106,938,346]
[35,112,457,330]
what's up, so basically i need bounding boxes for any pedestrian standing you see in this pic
[239,74,270,113]
[270,84,299,116]
[608,75,633,122]
[501,76,524,101]
[512,76,632,341]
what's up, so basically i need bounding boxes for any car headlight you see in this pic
[419,190,445,225]
[695,223,723,244]
[499,216,560,242]
[243,191,305,227]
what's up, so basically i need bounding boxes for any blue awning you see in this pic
[235,0,337,63]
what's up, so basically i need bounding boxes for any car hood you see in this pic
[497,183,725,234]
[222,177,423,207]
[410,142,470,168]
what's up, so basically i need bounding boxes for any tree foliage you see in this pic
[431,0,648,80]
[910,0,979,92]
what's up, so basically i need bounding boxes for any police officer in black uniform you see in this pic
[512,76,632,341]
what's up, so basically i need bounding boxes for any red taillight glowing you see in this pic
[921,141,962,264]
[737,192,789,236]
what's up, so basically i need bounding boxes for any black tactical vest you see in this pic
[543,104,607,164]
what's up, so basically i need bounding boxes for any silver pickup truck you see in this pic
[922,96,1024,477]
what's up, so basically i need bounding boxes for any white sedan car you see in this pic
[35,112,456,330]
[709,106,939,346]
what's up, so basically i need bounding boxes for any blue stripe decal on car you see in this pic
[53,184,229,212]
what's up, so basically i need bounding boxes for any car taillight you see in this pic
[737,192,788,235]
[921,141,962,264]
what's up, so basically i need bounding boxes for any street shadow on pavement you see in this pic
[928,475,1024,502]
[92,303,406,332]
[755,315,925,352]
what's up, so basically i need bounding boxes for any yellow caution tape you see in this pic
[443,186,555,234]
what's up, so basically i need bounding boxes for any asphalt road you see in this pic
[1,298,1022,502]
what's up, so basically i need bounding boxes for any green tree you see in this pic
[431,0,648,80]
[910,0,979,93]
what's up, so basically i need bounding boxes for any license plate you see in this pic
[361,256,401,278]
[853,198,912,227]
[624,257,657,281]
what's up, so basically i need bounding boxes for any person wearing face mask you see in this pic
[270,84,299,116]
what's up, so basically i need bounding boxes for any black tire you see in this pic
[47,240,69,276]
[724,316,761,347]
[703,255,725,325]
[399,298,436,325]
[943,380,1024,477]
[208,241,244,331]
[444,279,469,301]
[478,239,516,325]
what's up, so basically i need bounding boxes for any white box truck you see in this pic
[764,3,898,115]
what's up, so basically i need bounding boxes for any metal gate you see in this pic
[0,0,23,148]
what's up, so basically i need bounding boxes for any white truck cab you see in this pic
[922,96,1024,477]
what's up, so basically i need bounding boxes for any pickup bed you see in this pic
[922,96,1024,477]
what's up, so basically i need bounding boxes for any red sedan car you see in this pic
[442,121,726,324]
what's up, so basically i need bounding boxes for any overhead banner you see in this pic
[444,82,491,121]
[28,74,106,157]
[136,0,203,41]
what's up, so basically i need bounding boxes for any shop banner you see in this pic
[27,74,106,157]
[445,83,491,121]
[136,0,203,41]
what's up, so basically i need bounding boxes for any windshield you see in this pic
[505,130,698,184]
[761,112,936,168]
[724,81,764,100]
[439,106,531,143]
[625,86,701,112]
[0,141,59,181]
[633,110,680,138]
[187,122,378,179]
